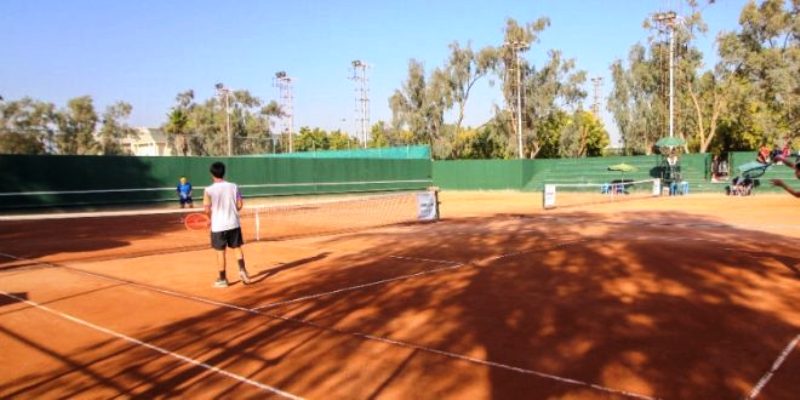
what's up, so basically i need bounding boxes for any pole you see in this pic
[668,22,674,138]
[654,11,677,139]
[288,111,293,153]
[225,92,232,156]
[516,49,523,159]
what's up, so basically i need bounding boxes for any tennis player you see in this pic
[770,142,800,197]
[203,162,251,287]
[176,176,193,208]
[770,156,800,198]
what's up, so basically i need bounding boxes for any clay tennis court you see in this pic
[1,192,799,399]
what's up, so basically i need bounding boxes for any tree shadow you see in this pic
[0,292,27,308]
[249,252,331,283]
[262,210,800,399]
[3,210,800,399]
[738,250,800,276]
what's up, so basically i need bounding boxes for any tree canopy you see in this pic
[3,1,797,158]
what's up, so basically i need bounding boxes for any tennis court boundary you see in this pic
[0,251,656,400]
[254,256,464,310]
[746,334,800,399]
[0,290,303,400]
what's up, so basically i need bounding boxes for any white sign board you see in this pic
[543,184,556,209]
[652,179,661,196]
[417,192,438,221]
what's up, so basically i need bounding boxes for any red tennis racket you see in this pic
[184,213,210,231]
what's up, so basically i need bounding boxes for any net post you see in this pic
[429,186,441,220]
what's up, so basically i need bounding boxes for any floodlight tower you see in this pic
[654,11,677,138]
[273,71,294,152]
[350,60,370,148]
[590,77,603,116]
[214,83,233,156]
[504,41,529,159]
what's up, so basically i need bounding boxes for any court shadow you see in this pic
[264,210,800,399]
[250,252,331,283]
[0,292,27,308]
[738,250,800,276]
[4,209,800,399]
[0,213,202,265]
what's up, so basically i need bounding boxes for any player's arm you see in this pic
[203,190,212,215]
[771,179,800,198]
[779,158,796,168]
[235,187,243,211]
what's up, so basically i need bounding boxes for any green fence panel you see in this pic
[728,151,799,193]
[0,155,432,209]
[433,160,524,190]
[435,153,715,192]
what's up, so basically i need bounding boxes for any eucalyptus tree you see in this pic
[56,96,99,155]
[523,50,587,158]
[389,59,452,156]
[98,102,136,155]
[716,0,799,149]
[444,42,498,136]
[559,110,610,157]
[496,17,550,157]
[0,97,56,154]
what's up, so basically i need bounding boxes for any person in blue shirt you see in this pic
[176,176,193,208]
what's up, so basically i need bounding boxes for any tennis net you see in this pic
[543,178,661,209]
[0,190,439,263]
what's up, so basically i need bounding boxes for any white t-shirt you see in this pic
[204,181,241,232]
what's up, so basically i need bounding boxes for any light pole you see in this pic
[654,11,677,138]
[274,71,295,153]
[668,19,674,138]
[215,83,232,156]
[350,60,370,148]
[505,41,529,159]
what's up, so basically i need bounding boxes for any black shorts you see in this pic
[210,227,244,250]
[179,196,193,205]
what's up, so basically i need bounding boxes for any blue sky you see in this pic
[1,0,750,144]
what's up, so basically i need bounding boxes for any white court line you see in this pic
[486,239,588,262]
[254,257,463,310]
[256,240,600,310]
[388,255,463,265]
[0,251,656,400]
[746,334,800,399]
[0,290,303,400]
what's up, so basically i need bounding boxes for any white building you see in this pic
[120,128,174,156]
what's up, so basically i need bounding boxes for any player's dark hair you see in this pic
[210,162,226,179]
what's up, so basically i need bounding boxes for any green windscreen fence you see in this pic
[0,155,432,209]
[728,151,798,193]
[434,154,714,192]
[432,160,525,190]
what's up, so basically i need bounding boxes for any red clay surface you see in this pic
[1,192,800,399]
